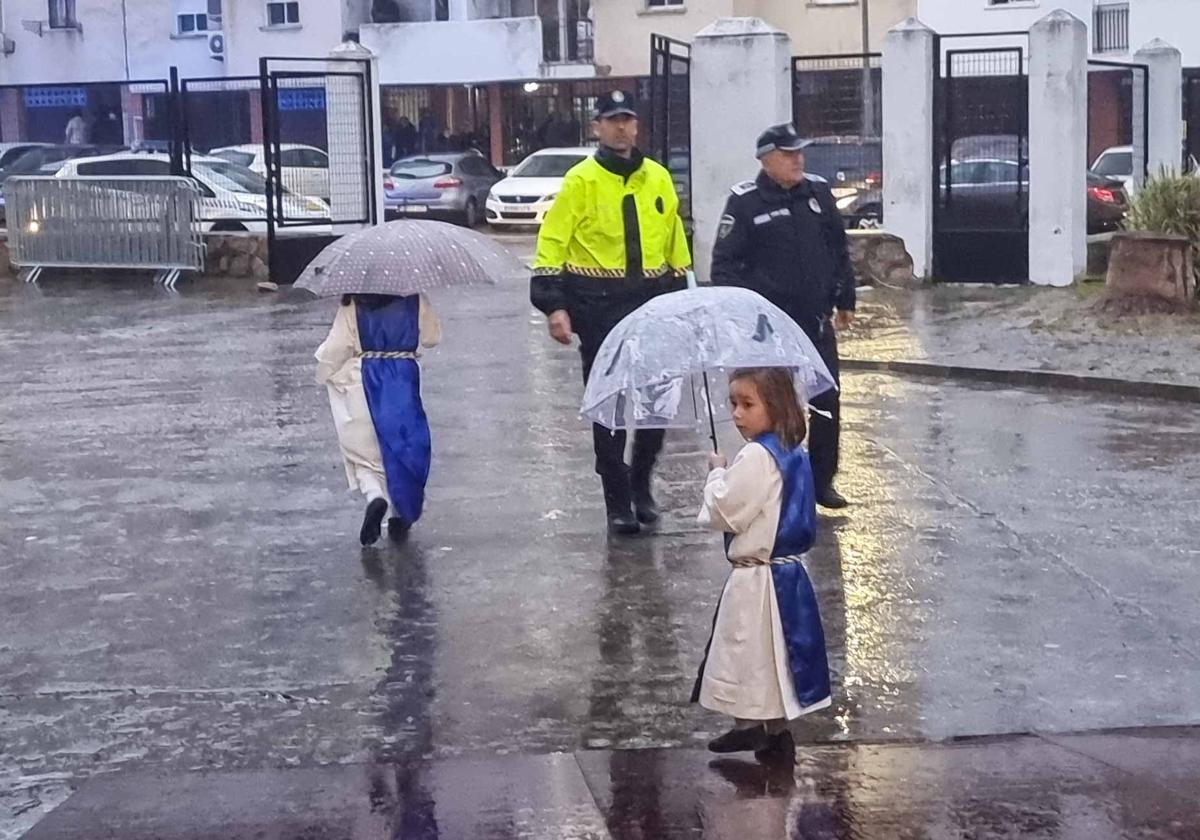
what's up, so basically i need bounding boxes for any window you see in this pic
[177,12,208,33]
[48,0,78,29]
[265,0,300,26]
[211,149,256,167]
[299,148,328,168]
[645,0,683,7]
[78,159,170,176]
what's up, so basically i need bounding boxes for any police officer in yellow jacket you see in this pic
[531,91,692,535]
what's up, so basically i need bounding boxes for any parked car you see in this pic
[0,144,128,222]
[485,146,594,228]
[210,143,331,200]
[384,151,504,226]
[798,136,882,227]
[1091,145,1136,197]
[0,142,53,173]
[926,156,1127,235]
[51,152,329,234]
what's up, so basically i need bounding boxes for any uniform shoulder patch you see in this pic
[717,213,736,240]
[730,180,757,196]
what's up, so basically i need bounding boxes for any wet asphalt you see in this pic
[2,234,1200,837]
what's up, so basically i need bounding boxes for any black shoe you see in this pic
[707,725,769,754]
[359,498,389,546]
[608,512,641,536]
[602,471,640,536]
[754,729,795,763]
[816,486,849,509]
[632,483,660,526]
[387,517,411,542]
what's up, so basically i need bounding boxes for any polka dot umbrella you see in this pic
[294,219,526,296]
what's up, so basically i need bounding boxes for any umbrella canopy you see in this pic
[294,220,525,297]
[580,286,836,437]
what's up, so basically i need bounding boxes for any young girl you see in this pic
[315,293,441,546]
[692,367,832,761]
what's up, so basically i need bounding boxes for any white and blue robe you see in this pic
[315,295,440,525]
[692,433,832,721]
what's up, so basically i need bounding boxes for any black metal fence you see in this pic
[1185,70,1200,170]
[792,53,883,229]
[648,34,691,221]
[932,38,1029,283]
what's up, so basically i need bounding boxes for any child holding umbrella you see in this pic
[692,366,832,761]
[316,293,441,545]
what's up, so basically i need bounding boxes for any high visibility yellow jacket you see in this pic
[530,148,692,315]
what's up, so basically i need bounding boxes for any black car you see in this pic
[0,144,128,221]
[798,136,883,228]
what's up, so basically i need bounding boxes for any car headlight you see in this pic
[543,193,557,202]
[836,195,858,210]
[305,198,325,212]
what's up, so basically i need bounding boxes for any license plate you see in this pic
[402,205,428,213]
[506,205,530,213]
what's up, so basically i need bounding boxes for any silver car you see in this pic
[384,151,503,227]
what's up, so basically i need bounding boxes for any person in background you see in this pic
[315,294,441,545]
[530,90,692,535]
[64,110,89,145]
[710,124,856,509]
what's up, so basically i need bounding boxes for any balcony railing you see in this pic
[1094,2,1129,54]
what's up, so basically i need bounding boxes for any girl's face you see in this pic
[729,379,773,441]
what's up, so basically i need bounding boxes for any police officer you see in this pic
[711,123,855,509]
[531,91,692,535]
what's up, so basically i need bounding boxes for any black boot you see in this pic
[359,498,389,546]
[601,471,639,536]
[387,517,411,542]
[630,466,660,527]
[816,485,849,509]
[754,728,795,763]
[707,725,769,754]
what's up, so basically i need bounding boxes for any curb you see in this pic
[841,358,1200,404]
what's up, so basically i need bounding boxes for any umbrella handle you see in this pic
[702,370,719,453]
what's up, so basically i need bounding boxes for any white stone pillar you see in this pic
[1029,10,1088,287]
[689,18,792,283]
[327,40,386,229]
[1134,39,1184,179]
[881,18,935,280]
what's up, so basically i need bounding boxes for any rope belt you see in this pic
[359,351,418,360]
[729,554,805,569]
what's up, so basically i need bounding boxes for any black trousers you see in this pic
[805,322,841,491]
[573,289,668,488]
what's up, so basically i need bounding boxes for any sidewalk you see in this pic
[844,284,1200,391]
[20,725,1200,838]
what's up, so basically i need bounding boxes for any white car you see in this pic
[1090,145,1136,197]
[52,152,329,234]
[210,143,330,201]
[485,146,594,228]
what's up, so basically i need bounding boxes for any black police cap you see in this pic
[594,90,638,120]
[755,123,805,158]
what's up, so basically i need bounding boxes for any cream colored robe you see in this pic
[314,296,441,507]
[697,442,829,722]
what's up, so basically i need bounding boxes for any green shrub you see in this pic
[1123,171,1200,285]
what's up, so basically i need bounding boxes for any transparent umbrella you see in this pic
[294,219,525,296]
[580,285,837,451]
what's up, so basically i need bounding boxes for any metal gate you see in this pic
[260,56,378,284]
[1187,70,1200,171]
[793,53,883,229]
[1087,59,1149,188]
[932,38,1029,283]
[648,35,691,223]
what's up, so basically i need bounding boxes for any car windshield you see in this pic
[512,154,586,178]
[1093,151,1132,177]
[392,159,452,179]
[194,160,269,194]
[212,150,255,168]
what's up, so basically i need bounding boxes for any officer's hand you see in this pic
[834,310,855,331]
[547,310,573,345]
[708,453,727,471]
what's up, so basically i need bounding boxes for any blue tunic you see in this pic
[356,295,432,525]
[692,433,831,713]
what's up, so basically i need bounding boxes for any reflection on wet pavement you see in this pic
[21,730,1200,838]
[3,252,1200,835]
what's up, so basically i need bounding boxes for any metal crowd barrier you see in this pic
[6,176,205,288]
